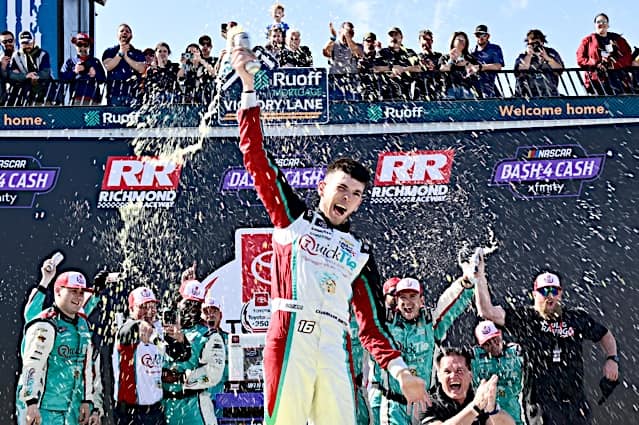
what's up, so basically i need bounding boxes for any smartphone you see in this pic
[162,309,178,325]
[221,23,228,33]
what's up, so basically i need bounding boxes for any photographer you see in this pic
[177,43,215,104]
[577,13,633,95]
[60,33,106,105]
[514,29,564,97]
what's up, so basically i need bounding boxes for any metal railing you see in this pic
[0,67,637,107]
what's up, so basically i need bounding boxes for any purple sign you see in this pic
[489,145,605,199]
[222,167,326,191]
[493,158,603,183]
[0,156,60,208]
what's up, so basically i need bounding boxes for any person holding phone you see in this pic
[113,287,190,425]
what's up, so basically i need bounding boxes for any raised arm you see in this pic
[465,253,506,326]
[432,278,474,341]
[233,48,306,228]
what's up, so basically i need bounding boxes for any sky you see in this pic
[94,0,639,69]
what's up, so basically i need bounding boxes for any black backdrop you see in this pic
[1,123,637,424]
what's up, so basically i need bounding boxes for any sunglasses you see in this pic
[475,33,489,38]
[595,20,608,24]
[201,43,211,47]
[537,287,560,297]
[1,39,14,44]
[76,43,89,48]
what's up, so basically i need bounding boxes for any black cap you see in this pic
[363,32,376,41]
[474,24,489,35]
[19,31,33,43]
[388,26,402,36]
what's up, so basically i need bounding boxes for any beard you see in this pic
[538,301,562,320]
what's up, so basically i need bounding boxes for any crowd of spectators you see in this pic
[1,5,639,106]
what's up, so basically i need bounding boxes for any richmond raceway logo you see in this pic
[299,234,358,270]
[490,145,605,199]
[98,156,182,208]
[372,150,455,203]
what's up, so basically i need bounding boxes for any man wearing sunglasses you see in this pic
[0,30,15,102]
[471,257,619,425]
[470,24,504,98]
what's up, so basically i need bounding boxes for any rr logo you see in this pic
[374,150,455,186]
[101,157,182,190]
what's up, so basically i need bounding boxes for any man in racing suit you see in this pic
[22,256,105,425]
[16,270,95,425]
[472,320,524,425]
[374,276,474,425]
[162,279,226,425]
[231,48,429,425]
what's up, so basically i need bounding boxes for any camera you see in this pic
[181,52,193,62]
[161,308,179,325]
[531,42,543,53]
[221,23,228,33]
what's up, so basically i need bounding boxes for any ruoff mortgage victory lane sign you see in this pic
[218,68,329,125]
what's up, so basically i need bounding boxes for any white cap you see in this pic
[128,286,158,309]
[179,279,205,302]
[534,272,561,290]
[475,320,502,345]
[395,277,421,294]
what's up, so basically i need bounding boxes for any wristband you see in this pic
[118,51,124,58]
[606,355,620,364]
[243,90,255,93]
[473,405,489,421]
[330,36,337,42]
[478,63,483,71]
[487,407,500,416]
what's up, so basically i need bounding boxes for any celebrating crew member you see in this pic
[16,270,95,425]
[473,257,620,425]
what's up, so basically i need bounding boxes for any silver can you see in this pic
[232,32,261,75]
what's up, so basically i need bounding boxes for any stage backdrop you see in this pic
[0,122,637,424]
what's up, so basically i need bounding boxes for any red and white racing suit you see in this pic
[238,94,409,425]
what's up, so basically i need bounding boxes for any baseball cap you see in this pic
[363,32,376,42]
[203,288,222,309]
[475,320,502,345]
[383,277,401,295]
[19,31,33,43]
[395,277,422,294]
[388,26,403,36]
[54,271,92,292]
[533,272,562,290]
[72,33,91,45]
[179,279,205,302]
[474,25,489,35]
[128,286,159,309]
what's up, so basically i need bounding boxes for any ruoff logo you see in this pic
[371,150,454,203]
[97,156,182,208]
[83,111,100,127]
